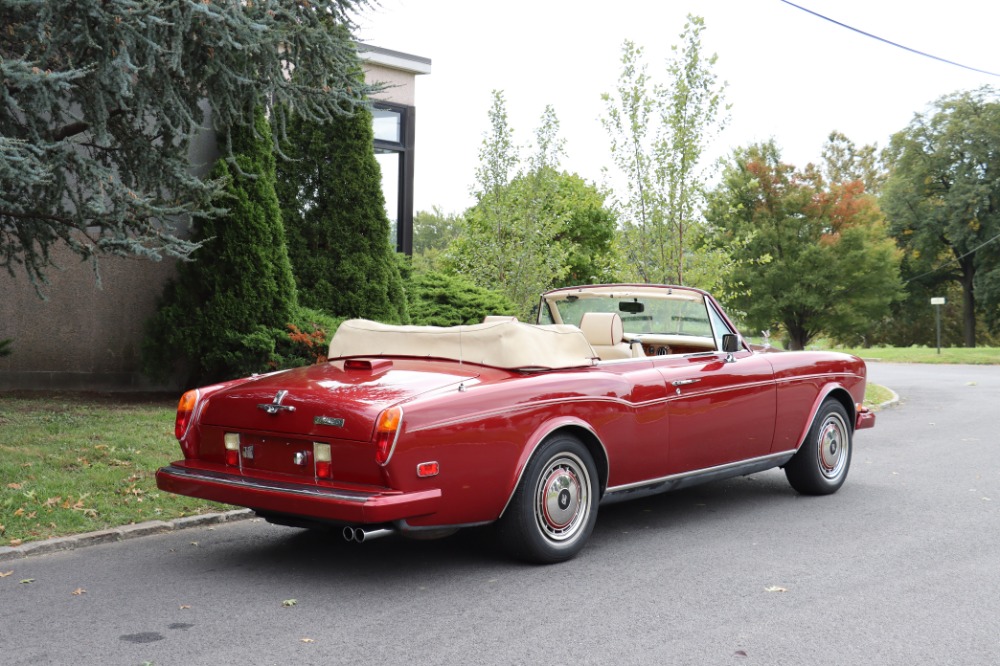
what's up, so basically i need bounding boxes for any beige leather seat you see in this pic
[482,315,519,323]
[579,312,635,361]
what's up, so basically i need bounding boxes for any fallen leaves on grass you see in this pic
[300,638,315,644]
[72,588,86,596]
[282,599,297,607]
[765,585,788,593]
[6,482,22,490]
[20,578,34,584]
[0,571,13,578]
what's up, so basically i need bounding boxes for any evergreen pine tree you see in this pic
[143,109,298,386]
[276,106,408,324]
[2,1,374,286]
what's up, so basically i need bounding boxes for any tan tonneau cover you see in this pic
[328,319,597,370]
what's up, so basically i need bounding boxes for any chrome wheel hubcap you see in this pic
[534,453,591,542]
[818,412,849,479]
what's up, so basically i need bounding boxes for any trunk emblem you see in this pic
[258,390,296,415]
[314,416,345,428]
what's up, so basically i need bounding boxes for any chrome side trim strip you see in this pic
[601,450,796,504]
[160,465,377,503]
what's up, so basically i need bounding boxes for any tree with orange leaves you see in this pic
[706,140,902,350]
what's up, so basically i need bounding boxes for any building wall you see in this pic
[0,121,218,392]
[0,250,180,391]
[364,63,417,105]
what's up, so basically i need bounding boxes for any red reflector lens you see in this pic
[416,461,439,478]
[224,449,239,467]
[316,461,332,479]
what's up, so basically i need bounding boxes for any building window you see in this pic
[373,102,414,254]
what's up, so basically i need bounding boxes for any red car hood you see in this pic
[200,361,478,442]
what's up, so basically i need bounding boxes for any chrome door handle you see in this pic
[671,379,700,386]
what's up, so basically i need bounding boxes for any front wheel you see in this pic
[784,399,852,495]
[497,435,599,563]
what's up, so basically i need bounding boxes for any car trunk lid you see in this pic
[200,360,477,442]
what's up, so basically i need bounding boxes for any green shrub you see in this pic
[142,108,299,387]
[407,271,518,326]
[275,307,345,368]
[276,103,408,324]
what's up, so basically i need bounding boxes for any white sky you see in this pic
[356,0,1000,215]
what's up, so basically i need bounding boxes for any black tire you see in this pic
[784,399,853,495]
[497,434,599,564]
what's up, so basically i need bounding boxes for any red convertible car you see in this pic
[157,284,875,563]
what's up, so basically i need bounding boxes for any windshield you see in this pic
[539,287,715,338]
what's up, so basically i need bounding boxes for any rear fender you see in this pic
[178,376,259,458]
[497,417,609,519]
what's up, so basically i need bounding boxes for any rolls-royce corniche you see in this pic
[156,284,875,563]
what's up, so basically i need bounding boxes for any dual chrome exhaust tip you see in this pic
[342,526,394,543]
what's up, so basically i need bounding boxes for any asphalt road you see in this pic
[1,362,998,666]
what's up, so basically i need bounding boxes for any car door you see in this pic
[655,349,777,474]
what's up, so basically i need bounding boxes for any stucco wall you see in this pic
[0,250,180,391]
[364,63,417,106]
[0,120,218,392]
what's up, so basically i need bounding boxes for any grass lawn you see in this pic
[830,346,1000,365]
[864,383,894,409]
[0,392,229,547]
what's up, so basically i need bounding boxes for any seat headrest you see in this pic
[579,312,624,347]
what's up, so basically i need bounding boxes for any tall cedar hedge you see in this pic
[276,105,408,323]
[142,109,298,387]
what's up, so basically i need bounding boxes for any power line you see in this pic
[779,0,1000,78]
[904,229,1000,284]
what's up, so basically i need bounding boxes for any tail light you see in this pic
[224,433,240,467]
[314,443,332,478]
[175,389,199,440]
[374,406,403,466]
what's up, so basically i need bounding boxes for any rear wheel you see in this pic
[497,434,598,563]
[784,399,852,495]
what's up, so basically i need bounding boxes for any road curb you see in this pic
[0,509,254,562]
[876,386,900,410]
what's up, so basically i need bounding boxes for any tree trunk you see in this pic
[786,322,808,351]
[960,256,976,348]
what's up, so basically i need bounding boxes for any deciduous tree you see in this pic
[601,16,728,285]
[448,93,566,316]
[881,87,1000,346]
[707,142,902,350]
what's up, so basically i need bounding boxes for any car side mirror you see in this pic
[721,333,741,353]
